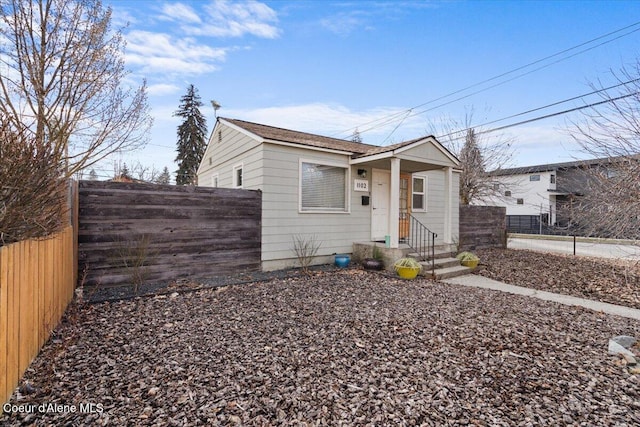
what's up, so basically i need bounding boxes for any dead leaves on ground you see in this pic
[475,248,640,309]
[2,270,640,425]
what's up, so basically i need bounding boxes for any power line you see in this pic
[381,109,413,144]
[396,26,640,131]
[331,20,640,139]
[441,91,639,142]
[480,91,638,136]
[436,77,640,140]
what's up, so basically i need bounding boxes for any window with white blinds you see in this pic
[300,162,348,212]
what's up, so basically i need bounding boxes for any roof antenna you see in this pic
[211,100,221,118]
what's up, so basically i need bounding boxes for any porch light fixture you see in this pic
[357,169,367,178]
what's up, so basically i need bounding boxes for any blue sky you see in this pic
[95,0,640,179]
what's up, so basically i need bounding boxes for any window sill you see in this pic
[299,210,351,214]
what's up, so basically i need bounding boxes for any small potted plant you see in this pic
[456,251,479,268]
[393,257,422,279]
[335,254,351,268]
[363,244,384,271]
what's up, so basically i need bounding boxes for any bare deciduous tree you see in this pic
[0,117,67,245]
[0,0,152,177]
[110,160,163,183]
[567,63,640,240]
[132,162,160,183]
[430,110,515,205]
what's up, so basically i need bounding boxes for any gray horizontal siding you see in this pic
[198,122,263,190]
[261,144,370,266]
[411,169,459,245]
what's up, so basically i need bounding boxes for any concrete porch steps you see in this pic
[415,256,474,280]
[431,265,474,280]
[423,257,460,269]
[352,241,473,280]
[406,248,455,260]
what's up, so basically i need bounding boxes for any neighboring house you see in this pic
[197,118,461,271]
[487,157,620,232]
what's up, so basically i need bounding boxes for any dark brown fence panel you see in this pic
[78,181,261,288]
[459,205,507,250]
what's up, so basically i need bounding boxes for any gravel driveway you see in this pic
[2,269,640,425]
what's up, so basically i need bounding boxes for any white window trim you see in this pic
[298,158,351,214]
[211,173,219,188]
[412,175,427,212]
[232,163,243,188]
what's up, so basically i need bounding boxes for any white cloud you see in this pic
[320,11,371,36]
[317,2,440,36]
[501,124,585,166]
[147,83,181,96]
[124,30,227,75]
[193,0,280,38]
[111,8,138,28]
[156,0,280,38]
[223,103,429,146]
[161,3,202,24]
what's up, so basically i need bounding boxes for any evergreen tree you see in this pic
[88,169,99,180]
[174,85,207,185]
[156,166,171,185]
[351,128,362,143]
[120,162,131,179]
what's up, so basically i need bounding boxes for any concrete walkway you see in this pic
[443,274,640,321]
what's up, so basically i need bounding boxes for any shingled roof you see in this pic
[221,118,431,158]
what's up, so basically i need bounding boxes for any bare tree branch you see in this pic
[0,0,152,177]
[429,108,516,205]
[566,62,640,240]
[0,116,67,245]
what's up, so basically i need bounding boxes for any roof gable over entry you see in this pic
[352,136,459,170]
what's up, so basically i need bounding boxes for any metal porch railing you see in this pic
[406,213,437,274]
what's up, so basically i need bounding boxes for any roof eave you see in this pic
[263,138,356,156]
[350,151,394,165]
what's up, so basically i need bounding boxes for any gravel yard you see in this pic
[2,268,640,426]
[475,248,640,309]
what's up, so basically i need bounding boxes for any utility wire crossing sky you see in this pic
[87,1,640,179]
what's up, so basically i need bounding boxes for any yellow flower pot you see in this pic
[395,266,421,280]
[460,259,479,269]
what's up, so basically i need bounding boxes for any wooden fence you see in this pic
[78,181,262,288]
[459,205,507,250]
[0,226,76,406]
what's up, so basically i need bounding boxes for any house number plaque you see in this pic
[354,179,369,192]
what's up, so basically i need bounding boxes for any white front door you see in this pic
[371,169,390,240]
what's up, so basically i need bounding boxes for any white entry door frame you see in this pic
[371,169,390,241]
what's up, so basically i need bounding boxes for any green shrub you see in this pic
[393,257,422,270]
[456,251,479,262]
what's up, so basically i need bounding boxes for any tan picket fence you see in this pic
[0,225,76,406]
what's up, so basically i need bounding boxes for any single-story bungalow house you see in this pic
[197,118,461,271]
